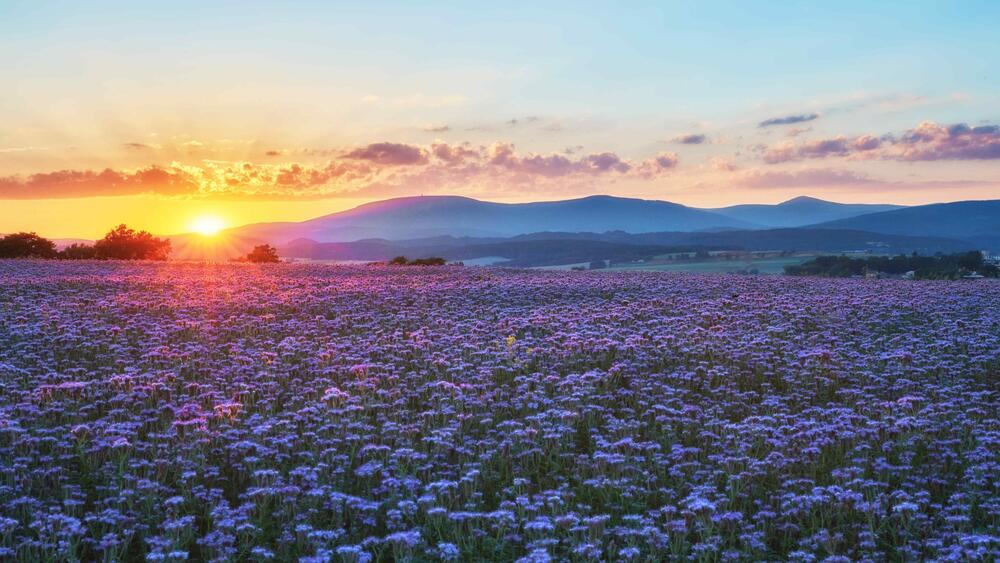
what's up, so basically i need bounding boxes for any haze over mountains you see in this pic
[168,194,1000,264]
[814,200,1000,248]
[224,195,911,243]
[226,195,756,244]
[709,196,903,228]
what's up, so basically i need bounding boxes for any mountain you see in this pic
[710,196,903,228]
[810,199,1000,248]
[228,195,757,244]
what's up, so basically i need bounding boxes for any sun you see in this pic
[189,215,227,236]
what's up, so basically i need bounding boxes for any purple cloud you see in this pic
[762,121,1000,163]
[583,152,631,173]
[345,142,428,165]
[674,133,707,144]
[759,113,819,127]
[893,121,1000,161]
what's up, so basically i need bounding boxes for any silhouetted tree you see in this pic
[0,232,57,258]
[93,224,171,260]
[245,244,281,263]
[59,243,98,260]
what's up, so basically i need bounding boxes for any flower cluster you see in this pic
[0,261,997,561]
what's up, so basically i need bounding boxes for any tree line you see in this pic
[0,228,285,263]
[0,225,171,260]
[785,251,999,279]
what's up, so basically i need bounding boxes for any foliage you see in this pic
[387,255,447,266]
[786,251,999,279]
[92,224,171,260]
[0,227,171,261]
[244,244,281,263]
[0,263,997,560]
[0,232,57,258]
[58,243,98,260]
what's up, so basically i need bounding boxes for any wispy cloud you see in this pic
[738,168,874,188]
[759,113,820,127]
[673,133,707,145]
[344,142,428,165]
[123,142,161,151]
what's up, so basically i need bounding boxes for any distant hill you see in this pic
[281,228,972,267]
[228,195,756,243]
[710,196,902,228]
[163,195,999,262]
[810,200,1000,248]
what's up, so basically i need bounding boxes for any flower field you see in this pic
[0,261,998,562]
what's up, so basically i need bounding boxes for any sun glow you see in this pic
[189,215,227,236]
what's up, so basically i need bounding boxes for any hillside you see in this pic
[811,200,1000,247]
[710,196,902,228]
[280,228,973,267]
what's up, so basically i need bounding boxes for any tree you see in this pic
[59,243,97,260]
[93,224,171,260]
[388,256,409,265]
[245,244,281,263]
[0,232,57,258]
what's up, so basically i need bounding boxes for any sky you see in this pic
[1,0,999,238]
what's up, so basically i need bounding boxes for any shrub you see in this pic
[0,232,57,258]
[245,244,281,263]
[388,256,447,266]
[58,243,98,260]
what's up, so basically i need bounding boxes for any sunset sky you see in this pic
[2,0,998,238]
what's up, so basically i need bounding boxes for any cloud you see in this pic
[674,133,707,145]
[583,152,631,173]
[0,166,199,199]
[422,124,451,132]
[891,121,1000,161]
[123,142,160,151]
[709,157,737,172]
[761,121,1000,163]
[2,140,680,200]
[759,113,820,127]
[633,152,679,178]
[738,168,875,189]
[0,146,48,153]
[430,142,479,164]
[344,142,428,165]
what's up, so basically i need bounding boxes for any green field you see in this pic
[609,255,815,274]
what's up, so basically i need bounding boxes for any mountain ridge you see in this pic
[224,194,918,244]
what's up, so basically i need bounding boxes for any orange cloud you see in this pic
[0,141,681,200]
